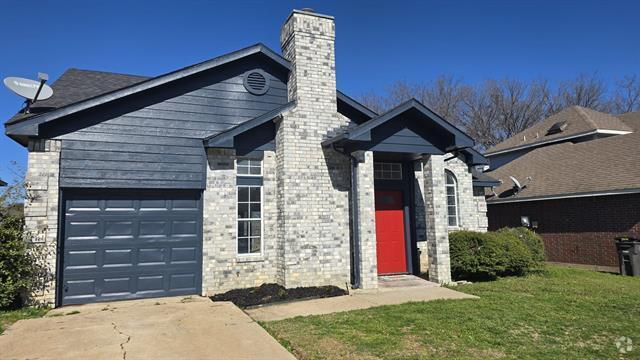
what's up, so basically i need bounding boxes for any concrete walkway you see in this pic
[247,276,477,322]
[0,296,295,360]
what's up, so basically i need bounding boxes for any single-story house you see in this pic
[484,106,640,272]
[5,9,492,307]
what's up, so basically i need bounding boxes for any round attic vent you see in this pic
[243,70,270,95]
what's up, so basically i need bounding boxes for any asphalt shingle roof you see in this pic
[485,106,633,155]
[5,69,149,125]
[486,110,640,202]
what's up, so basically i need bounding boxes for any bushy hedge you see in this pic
[496,227,546,263]
[449,228,545,281]
[0,216,40,308]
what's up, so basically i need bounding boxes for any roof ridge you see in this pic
[65,68,150,79]
[573,106,598,128]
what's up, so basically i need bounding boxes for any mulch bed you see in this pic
[210,283,348,308]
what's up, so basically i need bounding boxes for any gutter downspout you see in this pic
[331,143,361,289]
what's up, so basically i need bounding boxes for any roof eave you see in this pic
[4,43,291,133]
[204,101,295,148]
[487,188,640,204]
[485,129,633,157]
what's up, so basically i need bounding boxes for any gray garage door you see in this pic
[60,189,202,305]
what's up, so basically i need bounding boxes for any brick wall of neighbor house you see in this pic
[23,139,61,305]
[202,149,278,294]
[416,156,489,273]
[275,10,352,288]
[488,193,640,268]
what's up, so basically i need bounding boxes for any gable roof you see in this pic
[486,111,640,203]
[4,44,375,145]
[0,179,6,187]
[323,98,475,149]
[5,44,288,133]
[485,106,633,156]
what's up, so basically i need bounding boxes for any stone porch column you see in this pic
[353,151,378,289]
[422,154,452,283]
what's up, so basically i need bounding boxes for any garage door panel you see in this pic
[103,249,133,267]
[61,189,202,305]
[104,221,135,238]
[66,221,100,239]
[170,274,197,291]
[138,248,166,264]
[171,247,197,263]
[66,250,99,269]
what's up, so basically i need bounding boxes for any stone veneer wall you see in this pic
[421,154,451,283]
[275,10,352,288]
[416,155,490,273]
[23,139,61,305]
[353,151,377,289]
[202,149,278,294]
[444,156,488,232]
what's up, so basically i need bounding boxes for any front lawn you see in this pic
[263,266,640,359]
[0,308,48,335]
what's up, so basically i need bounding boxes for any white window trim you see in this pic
[236,184,264,257]
[235,157,263,177]
[445,170,460,228]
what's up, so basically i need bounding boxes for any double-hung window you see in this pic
[236,157,262,255]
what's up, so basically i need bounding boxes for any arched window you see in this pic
[445,170,459,227]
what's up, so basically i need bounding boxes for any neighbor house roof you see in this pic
[486,110,640,203]
[485,106,633,156]
[0,179,6,187]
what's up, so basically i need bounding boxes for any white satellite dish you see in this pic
[4,74,53,102]
[509,176,523,191]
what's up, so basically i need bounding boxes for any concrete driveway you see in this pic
[0,296,294,360]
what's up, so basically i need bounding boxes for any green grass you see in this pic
[263,266,640,359]
[0,307,48,334]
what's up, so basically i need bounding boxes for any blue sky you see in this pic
[1,0,638,183]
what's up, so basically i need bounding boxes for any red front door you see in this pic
[375,190,407,274]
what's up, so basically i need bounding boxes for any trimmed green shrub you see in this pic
[449,230,535,281]
[497,227,546,264]
[0,216,39,309]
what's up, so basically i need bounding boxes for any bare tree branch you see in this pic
[612,75,640,113]
[358,73,637,149]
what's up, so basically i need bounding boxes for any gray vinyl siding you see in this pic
[51,61,288,189]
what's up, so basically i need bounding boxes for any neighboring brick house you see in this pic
[5,9,491,307]
[485,106,640,272]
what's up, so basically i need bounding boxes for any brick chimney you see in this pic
[276,9,351,288]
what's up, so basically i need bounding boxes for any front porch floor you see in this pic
[246,277,476,322]
[378,274,439,289]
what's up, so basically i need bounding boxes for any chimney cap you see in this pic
[288,8,334,20]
